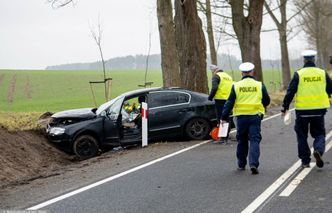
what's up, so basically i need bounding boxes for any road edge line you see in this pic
[279,137,332,197]
[26,140,210,210]
[241,129,332,213]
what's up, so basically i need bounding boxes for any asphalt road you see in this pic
[28,109,332,213]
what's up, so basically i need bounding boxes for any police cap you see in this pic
[239,62,255,72]
[301,50,317,59]
[210,64,221,72]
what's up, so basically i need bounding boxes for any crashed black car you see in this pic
[47,87,218,159]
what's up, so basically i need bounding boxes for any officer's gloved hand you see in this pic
[208,96,213,101]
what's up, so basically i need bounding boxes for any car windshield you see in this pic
[96,95,124,115]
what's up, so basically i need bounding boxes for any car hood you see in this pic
[52,108,96,119]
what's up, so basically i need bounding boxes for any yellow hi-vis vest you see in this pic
[214,72,233,100]
[295,67,330,110]
[233,78,265,116]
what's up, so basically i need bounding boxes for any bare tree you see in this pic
[198,0,218,65]
[51,0,209,92]
[264,0,291,90]
[228,0,265,82]
[174,0,209,93]
[157,0,181,87]
[90,19,108,101]
[296,0,332,70]
[264,0,316,90]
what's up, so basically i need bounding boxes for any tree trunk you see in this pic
[206,0,217,65]
[174,0,208,93]
[279,29,291,90]
[230,0,264,82]
[157,0,181,87]
[313,3,323,68]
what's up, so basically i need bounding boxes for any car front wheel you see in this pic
[73,135,99,160]
[185,118,210,140]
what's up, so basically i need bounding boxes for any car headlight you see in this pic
[49,127,65,135]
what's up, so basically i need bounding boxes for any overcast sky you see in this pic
[0,0,308,70]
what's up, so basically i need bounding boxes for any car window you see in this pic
[149,91,190,108]
[96,95,124,115]
[106,97,125,118]
[122,96,143,121]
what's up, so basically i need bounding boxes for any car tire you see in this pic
[185,118,211,140]
[73,135,99,160]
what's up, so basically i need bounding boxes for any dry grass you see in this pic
[268,91,286,108]
[0,112,44,131]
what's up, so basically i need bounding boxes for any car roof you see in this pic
[121,87,187,97]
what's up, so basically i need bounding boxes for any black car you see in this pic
[47,87,218,159]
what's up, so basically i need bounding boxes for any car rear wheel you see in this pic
[73,135,99,160]
[185,118,210,140]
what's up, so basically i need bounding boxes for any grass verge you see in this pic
[0,112,44,132]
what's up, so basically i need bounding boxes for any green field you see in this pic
[0,69,284,112]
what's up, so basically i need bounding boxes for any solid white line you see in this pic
[27,110,290,210]
[241,129,332,213]
[279,163,315,197]
[262,108,295,122]
[241,161,301,213]
[229,109,293,134]
[27,140,210,210]
[279,137,332,197]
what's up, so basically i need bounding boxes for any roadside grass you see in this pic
[268,91,286,108]
[0,111,43,131]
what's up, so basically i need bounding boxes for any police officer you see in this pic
[208,64,233,143]
[281,50,332,168]
[221,62,270,174]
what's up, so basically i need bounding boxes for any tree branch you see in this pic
[264,1,281,28]
[48,0,74,8]
[287,0,314,23]
[261,28,278,33]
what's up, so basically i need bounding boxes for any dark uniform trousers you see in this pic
[236,115,262,168]
[295,115,326,164]
[215,99,227,122]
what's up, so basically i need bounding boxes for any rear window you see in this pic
[149,91,190,108]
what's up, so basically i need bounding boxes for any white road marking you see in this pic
[279,163,315,197]
[27,140,210,210]
[262,108,295,122]
[26,109,293,210]
[279,137,332,197]
[241,130,332,213]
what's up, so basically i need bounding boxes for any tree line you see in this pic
[46,53,304,73]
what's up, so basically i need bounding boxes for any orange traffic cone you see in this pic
[210,127,219,141]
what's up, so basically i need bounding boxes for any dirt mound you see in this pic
[0,128,74,188]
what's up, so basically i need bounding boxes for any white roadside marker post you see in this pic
[141,102,148,147]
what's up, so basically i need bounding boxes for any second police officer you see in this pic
[221,62,270,175]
